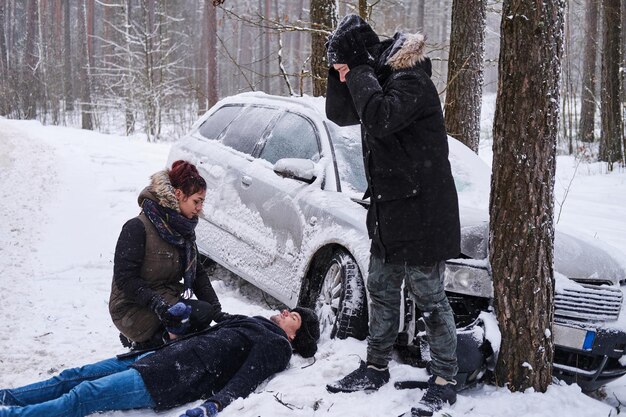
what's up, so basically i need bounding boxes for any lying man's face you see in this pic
[270,309,302,341]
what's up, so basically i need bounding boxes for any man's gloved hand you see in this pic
[164,302,192,335]
[333,30,373,69]
[179,401,219,417]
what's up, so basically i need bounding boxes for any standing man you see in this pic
[0,308,320,417]
[324,14,461,417]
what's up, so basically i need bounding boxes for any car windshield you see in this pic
[327,121,492,207]
[327,123,368,198]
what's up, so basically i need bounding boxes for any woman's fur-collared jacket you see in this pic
[109,170,221,343]
[326,24,461,266]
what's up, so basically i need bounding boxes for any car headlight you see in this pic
[444,261,493,298]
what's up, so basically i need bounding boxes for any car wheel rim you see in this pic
[316,261,342,337]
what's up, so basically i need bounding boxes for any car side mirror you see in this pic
[273,158,316,184]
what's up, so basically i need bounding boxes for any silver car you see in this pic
[167,92,626,391]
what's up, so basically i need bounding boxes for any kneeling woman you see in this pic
[110,160,222,349]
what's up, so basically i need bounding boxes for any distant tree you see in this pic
[579,0,600,143]
[63,0,74,111]
[23,0,39,119]
[0,0,9,116]
[198,0,219,114]
[310,0,336,97]
[444,0,486,153]
[78,0,94,130]
[599,0,623,169]
[490,0,564,392]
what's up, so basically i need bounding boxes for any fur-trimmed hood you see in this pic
[137,170,180,212]
[385,32,427,71]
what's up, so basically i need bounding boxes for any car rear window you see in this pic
[259,111,320,165]
[220,106,280,155]
[197,105,243,140]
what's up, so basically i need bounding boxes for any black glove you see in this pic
[150,296,182,329]
[331,30,373,69]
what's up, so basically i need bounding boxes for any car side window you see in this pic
[259,112,320,165]
[220,106,279,155]
[197,105,243,140]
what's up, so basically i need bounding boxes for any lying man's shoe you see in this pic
[403,375,457,416]
[327,360,390,393]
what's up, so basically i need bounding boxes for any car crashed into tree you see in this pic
[167,92,626,392]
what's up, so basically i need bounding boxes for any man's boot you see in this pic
[326,360,390,393]
[403,376,457,416]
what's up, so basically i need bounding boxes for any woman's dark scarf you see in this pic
[142,197,199,298]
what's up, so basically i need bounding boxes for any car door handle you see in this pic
[241,175,252,186]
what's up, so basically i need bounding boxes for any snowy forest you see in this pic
[0,0,624,157]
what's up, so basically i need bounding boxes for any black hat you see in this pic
[291,307,321,358]
[326,14,380,65]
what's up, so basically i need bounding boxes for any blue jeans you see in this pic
[0,354,155,417]
[366,255,458,380]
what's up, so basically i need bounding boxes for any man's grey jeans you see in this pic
[366,255,458,380]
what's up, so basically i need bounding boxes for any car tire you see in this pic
[307,248,368,340]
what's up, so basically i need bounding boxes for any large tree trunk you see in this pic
[579,0,599,143]
[599,0,623,169]
[310,0,336,97]
[490,0,563,392]
[444,0,486,153]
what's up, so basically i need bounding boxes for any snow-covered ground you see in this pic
[1,116,626,417]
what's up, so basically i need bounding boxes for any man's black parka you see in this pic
[326,31,461,266]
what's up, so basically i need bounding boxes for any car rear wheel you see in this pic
[312,248,368,340]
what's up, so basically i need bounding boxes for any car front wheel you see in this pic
[313,249,368,340]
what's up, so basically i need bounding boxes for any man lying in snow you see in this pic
[0,308,320,417]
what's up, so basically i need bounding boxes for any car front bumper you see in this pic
[552,322,626,391]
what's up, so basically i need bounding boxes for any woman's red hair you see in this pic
[168,160,207,196]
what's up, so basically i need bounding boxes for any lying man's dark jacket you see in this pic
[125,314,292,411]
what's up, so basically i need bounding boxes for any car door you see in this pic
[227,110,323,304]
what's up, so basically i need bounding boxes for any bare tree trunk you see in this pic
[0,0,9,116]
[358,0,367,18]
[207,0,218,107]
[444,0,486,153]
[24,0,39,119]
[197,0,208,115]
[310,0,336,97]
[490,0,563,393]
[599,0,623,169]
[579,0,599,143]
[416,0,425,32]
[263,0,271,92]
[78,0,94,129]
[63,0,73,111]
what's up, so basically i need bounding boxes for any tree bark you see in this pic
[207,0,218,107]
[310,0,336,97]
[599,0,623,169]
[579,0,599,143]
[78,0,94,129]
[490,0,563,393]
[0,0,9,115]
[63,0,73,111]
[23,0,39,119]
[444,0,486,153]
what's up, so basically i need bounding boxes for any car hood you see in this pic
[458,211,626,286]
